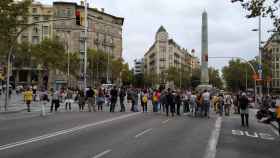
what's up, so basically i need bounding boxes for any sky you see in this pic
[41,0,274,71]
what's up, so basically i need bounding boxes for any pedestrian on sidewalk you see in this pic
[110,86,118,112]
[86,87,96,112]
[276,104,280,135]
[239,92,249,128]
[23,87,33,112]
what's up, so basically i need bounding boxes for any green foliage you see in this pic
[32,38,66,70]
[222,58,270,92]
[209,67,223,89]
[0,0,31,56]
[232,0,280,31]
[191,68,201,89]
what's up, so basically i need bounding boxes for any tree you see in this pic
[121,63,134,86]
[232,0,280,31]
[222,58,270,92]
[208,67,223,89]
[0,0,31,57]
[32,38,66,71]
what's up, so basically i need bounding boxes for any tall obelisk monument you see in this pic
[201,10,209,85]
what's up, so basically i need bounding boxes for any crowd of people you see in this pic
[18,85,280,134]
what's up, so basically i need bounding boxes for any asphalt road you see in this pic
[0,110,279,158]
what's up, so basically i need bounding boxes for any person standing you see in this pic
[77,90,86,111]
[50,89,60,112]
[96,88,105,111]
[189,92,197,116]
[224,94,232,116]
[119,87,126,112]
[218,94,224,116]
[142,91,148,112]
[202,90,211,118]
[65,88,73,111]
[110,86,118,112]
[239,92,249,128]
[152,91,158,112]
[166,88,174,117]
[275,104,280,135]
[175,91,182,116]
[23,87,33,112]
[86,87,95,112]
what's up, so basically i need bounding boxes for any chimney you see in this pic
[80,0,84,6]
[101,8,105,12]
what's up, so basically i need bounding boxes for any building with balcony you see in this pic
[14,1,124,89]
[263,32,280,91]
[144,26,199,85]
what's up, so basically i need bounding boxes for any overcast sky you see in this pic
[42,0,274,70]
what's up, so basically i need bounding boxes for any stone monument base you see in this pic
[196,84,213,93]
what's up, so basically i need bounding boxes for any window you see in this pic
[33,16,39,22]
[43,16,49,21]
[277,48,279,52]
[67,8,72,16]
[32,36,39,44]
[32,8,37,14]
[43,26,48,35]
[33,25,39,34]
[21,35,28,42]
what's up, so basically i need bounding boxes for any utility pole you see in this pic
[83,0,88,90]
[258,15,262,97]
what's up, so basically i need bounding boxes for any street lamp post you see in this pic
[252,15,263,97]
[84,0,88,90]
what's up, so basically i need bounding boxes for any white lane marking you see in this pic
[162,119,170,124]
[92,149,112,158]
[270,126,279,136]
[135,128,152,138]
[204,116,222,158]
[0,113,140,151]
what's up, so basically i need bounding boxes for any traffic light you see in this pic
[76,11,81,25]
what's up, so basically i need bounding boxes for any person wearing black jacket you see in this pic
[166,88,175,117]
[239,92,249,127]
[110,86,118,112]
[175,91,182,116]
[119,87,126,112]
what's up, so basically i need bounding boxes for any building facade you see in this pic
[144,26,199,84]
[263,32,280,91]
[15,1,124,89]
[133,58,144,75]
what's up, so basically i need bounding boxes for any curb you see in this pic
[0,109,27,114]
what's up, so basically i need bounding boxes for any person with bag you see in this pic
[142,91,148,112]
[152,91,158,112]
[77,90,86,111]
[23,87,33,112]
[239,92,249,128]
[50,89,60,112]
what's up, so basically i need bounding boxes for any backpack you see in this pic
[142,95,148,103]
[153,95,158,102]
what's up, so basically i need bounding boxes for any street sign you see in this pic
[258,64,262,70]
